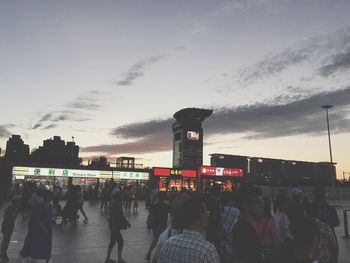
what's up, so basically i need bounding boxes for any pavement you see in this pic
[0,200,350,263]
[2,201,153,263]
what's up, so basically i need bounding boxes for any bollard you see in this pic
[343,209,350,239]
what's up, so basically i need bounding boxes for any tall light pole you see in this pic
[321,105,335,188]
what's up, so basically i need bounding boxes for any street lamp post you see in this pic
[321,105,335,189]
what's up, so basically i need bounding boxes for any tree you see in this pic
[89,156,110,168]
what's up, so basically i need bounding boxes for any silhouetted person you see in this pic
[76,185,88,223]
[101,184,110,211]
[146,192,170,261]
[287,188,305,224]
[0,197,20,262]
[204,183,222,251]
[105,192,130,263]
[20,190,53,263]
[280,216,319,263]
[311,187,339,262]
[306,204,338,263]
[158,196,220,263]
[232,184,264,263]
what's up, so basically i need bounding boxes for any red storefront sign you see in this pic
[153,168,171,176]
[181,169,197,178]
[153,167,197,178]
[199,166,243,177]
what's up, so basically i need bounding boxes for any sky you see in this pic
[1,0,350,178]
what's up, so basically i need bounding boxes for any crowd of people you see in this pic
[146,185,340,263]
[0,180,341,263]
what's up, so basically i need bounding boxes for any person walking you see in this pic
[76,186,88,223]
[20,190,53,263]
[105,192,130,263]
[101,184,110,211]
[0,197,20,262]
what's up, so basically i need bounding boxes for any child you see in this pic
[0,198,20,261]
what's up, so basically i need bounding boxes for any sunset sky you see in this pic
[1,0,350,178]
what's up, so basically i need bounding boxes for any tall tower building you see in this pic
[172,108,213,169]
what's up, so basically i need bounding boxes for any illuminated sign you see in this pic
[153,167,197,178]
[153,168,171,176]
[12,166,113,179]
[181,169,197,178]
[187,131,200,141]
[199,166,243,177]
[113,171,149,180]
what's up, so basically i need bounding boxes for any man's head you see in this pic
[175,195,208,231]
[290,187,303,201]
[236,184,264,218]
[157,191,167,202]
[313,187,327,202]
[41,190,53,203]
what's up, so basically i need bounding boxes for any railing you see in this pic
[343,209,350,239]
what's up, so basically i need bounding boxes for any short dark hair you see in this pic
[236,184,262,210]
[157,191,167,201]
[313,187,326,200]
[41,190,53,200]
[174,196,205,229]
[306,203,320,219]
[289,216,319,249]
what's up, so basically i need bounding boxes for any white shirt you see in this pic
[274,211,290,242]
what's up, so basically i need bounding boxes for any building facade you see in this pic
[172,108,212,169]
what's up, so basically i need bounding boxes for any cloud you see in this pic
[223,24,350,88]
[32,123,42,130]
[41,124,57,130]
[83,87,350,155]
[185,22,211,35]
[212,0,288,16]
[206,87,350,139]
[318,49,350,77]
[238,48,309,85]
[33,110,91,130]
[66,96,100,111]
[116,47,186,86]
[111,119,174,139]
[0,125,11,138]
[39,113,53,122]
[83,131,172,155]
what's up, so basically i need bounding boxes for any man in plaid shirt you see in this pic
[158,196,220,263]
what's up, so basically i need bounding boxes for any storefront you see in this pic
[113,170,149,194]
[152,167,197,191]
[12,166,113,191]
[198,165,243,191]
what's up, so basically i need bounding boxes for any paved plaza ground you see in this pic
[1,200,350,263]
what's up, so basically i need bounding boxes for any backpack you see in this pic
[219,207,237,263]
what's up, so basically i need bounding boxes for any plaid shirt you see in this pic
[158,229,220,263]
